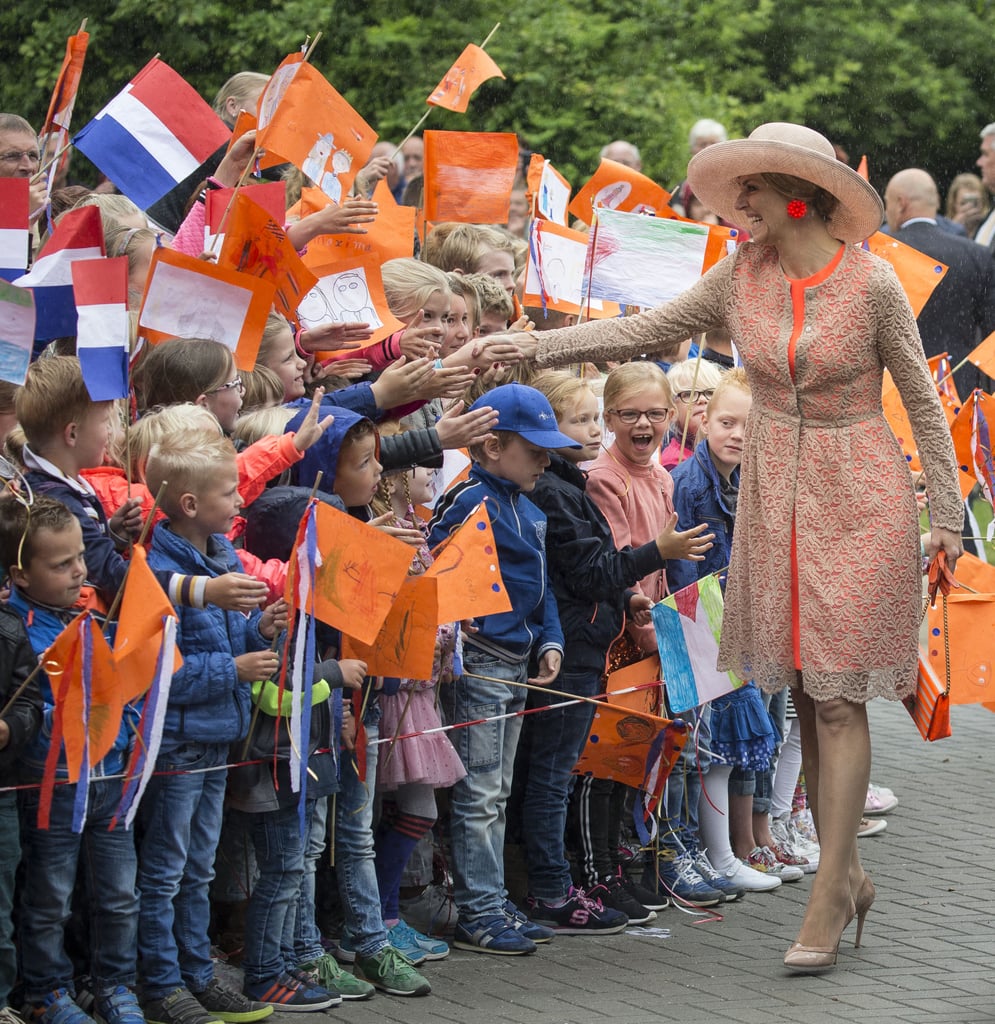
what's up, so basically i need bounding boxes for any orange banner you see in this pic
[427,43,505,114]
[568,158,671,226]
[423,130,518,225]
[927,592,995,705]
[866,232,947,318]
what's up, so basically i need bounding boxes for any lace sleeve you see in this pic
[871,262,965,533]
[534,251,735,367]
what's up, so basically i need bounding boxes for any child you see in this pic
[427,382,578,955]
[0,499,42,1024]
[668,370,786,894]
[661,358,724,470]
[464,273,515,337]
[0,496,141,1024]
[138,429,287,1024]
[421,223,517,297]
[522,371,713,929]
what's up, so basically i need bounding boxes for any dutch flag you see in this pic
[71,256,130,401]
[12,205,104,343]
[0,177,30,283]
[73,58,231,211]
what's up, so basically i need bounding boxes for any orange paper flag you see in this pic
[568,158,671,226]
[856,155,869,181]
[300,502,415,644]
[962,329,995,379]
[426,43,505,114]
[524,155,572,225]
[218,191,318,325]
[926,353,962,424]
[866,232,948,317]
[927,592,995,705]
[205,181,287,251]
[341,575,439,679]
[606,654,663,716]
[954,550,995,592]
[423,130,518,225]
[425,501,512,623]
[137,247,275,371]
[298,254,405,355]
[256,58,376,204]
[226,110,283,170]
[113,544,181,701]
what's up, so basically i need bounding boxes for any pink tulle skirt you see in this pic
[377,685,466,791]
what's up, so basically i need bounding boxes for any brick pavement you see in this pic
[249,700,994,1024]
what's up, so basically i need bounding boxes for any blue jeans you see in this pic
[18,776,138,1000]
[233,804,306,984]
[0,793,21,1006]
[753,689,787,815]
[519,670,598,900]
[137,742,228,998]
[335,706,388,959]
[665,705,711,851]
[284,797,324,966]
[442,648,527,920]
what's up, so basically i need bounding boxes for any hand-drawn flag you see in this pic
[137,246,275,371]
[927,352,962,422]
[205,180,287,253]
[426,44,505,114]
[652,574,743,713]
[38,26,89,194]
[585,208,736,310]
[225,110,283,171]
[12,205,104,341]
[425,501,511,623]
[866,232,947,317]
[605,653,663,716]
[524,220,621,319]
[298,254,404,353]
[927,592,995,705]
[525,154,571,226]
[74,58,230,211]
[218,191,316,323]
[71,256,130,401]
[950,390,995,507]
[423,131,518,225]
[256,59,376,204]
[569,159,671,226]
[0,178,30,282]
[0,280,35,386]
[962,329,995,379]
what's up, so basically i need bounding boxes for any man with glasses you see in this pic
[0,114,45,220]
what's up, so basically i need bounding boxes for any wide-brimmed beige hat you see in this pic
[686,122,884,244]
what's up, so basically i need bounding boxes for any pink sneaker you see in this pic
[864,784,898,815]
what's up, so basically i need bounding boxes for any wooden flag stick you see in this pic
[479,21,501,49]
[0,660,46,720]
[78,18,88,32]
[31,141,72,184]
[302,32,323,63]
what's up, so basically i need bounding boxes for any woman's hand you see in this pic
[924,526,963,571]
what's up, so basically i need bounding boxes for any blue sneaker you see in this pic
[526,886,628,935]
[335,930,424,966]
[453,914,537,955]
[693,851,746,902]
[502,900,555,943]
[29,992,96,1024]
[654,849,725,907]
[389,919,450,961]
[93,987,144,1024]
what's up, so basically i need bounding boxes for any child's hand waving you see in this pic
[259,598,288,640]
[292,388,334,453]
[654,514,715,561]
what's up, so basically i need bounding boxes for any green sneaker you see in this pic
[296,953,375,1001]
[354,946,431,997]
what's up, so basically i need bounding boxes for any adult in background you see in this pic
[0,113,44,224]
[511,122,964,973]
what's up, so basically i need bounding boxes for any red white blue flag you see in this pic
[71,256,130,400]
[0,178,30,283]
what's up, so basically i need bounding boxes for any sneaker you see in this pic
[241,973,338,1012]
[143,988,222,1024]
[596,872,657,925]
[655,850,724,907]
[397,882,457,937]
[295,954,375,1001]
[334,930,424,966]
[724,858,782,892]
[388,919,450,962]
[771,814,819,873]
[767,831,813,874]
[502,900,555,943]
[693,852,746,901]
[526,886,628,934]
[93,987,144,1024]
[865,784,898,815]
[1,1009,29,1024]
[791,808,819,845]
[857,816,887,838]
[616,871,669,912]
[354,946,432,995]
[28,992,96,1024]
[192,981,273,1022]
[454,914,537,956]
[747,845,804,882]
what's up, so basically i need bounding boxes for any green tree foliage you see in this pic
[2,0,994,198]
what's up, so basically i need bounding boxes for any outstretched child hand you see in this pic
[235,649,280,683]
[299,321,372,353]
[369,512,424,548]
[315,357,372,381]
[287,197,379,248]
[434,401,498,450]
[337,659,367,690]
[110,497,143,543]
[399,318,443,360]
[628,593,654,627]
[370,356,434,409]
[529,649,562,687]
[205,572,269,612]
[259,598,289,640]
[654,514,715,561]
[292,388,335,453]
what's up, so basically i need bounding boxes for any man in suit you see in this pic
[884,167,995,395]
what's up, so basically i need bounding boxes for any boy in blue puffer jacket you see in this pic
[138,429,286,1024]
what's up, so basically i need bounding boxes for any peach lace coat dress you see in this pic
[533,242,964,703]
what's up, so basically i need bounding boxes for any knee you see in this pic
[813,698,866,735]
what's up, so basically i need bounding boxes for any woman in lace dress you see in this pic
[513,123,964,971]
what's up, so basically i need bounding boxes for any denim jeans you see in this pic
[18,776,138,1000]
[519,670,598,900]
[232,804,306,984]
[442,647,527,920]
[664,705,711,850]
[284,797,323,966]
[137,742,228,998]
[335,706,389,958]
[0,793,21,1006]
[753,688,787,815]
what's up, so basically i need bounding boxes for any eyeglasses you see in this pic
[0,149,41,165]
[208,376,244,395]
[608,408,671,424]
[675,389,715,405]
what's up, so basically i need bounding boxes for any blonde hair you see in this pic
[381,258,450,321]
[73,193,145,235]
[256,311,294,370]
[603,361,672,412]
[706,366,751,414]
[421,223,515,273]
[211,71,269,125]
[531,370,595,420]
[666,357,724,395]
[145,428,237,516]
[232,406,295,448]
[240,365,286,412]
[15,356,94,448]
[464,272,513,320]
[130,404,221,482]
[446,272,479,332]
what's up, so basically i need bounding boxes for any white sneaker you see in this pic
[864,783,898,815]
[770,814,819,873]
[726,858,782,891]
[747,845,805,882]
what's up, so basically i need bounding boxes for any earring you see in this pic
[787,199,808,219]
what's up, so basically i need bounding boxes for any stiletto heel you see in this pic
[853,875,875,948]
[784,894,855,973]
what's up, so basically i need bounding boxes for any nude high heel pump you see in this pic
[783,896,856,973]
[853,875,875,948]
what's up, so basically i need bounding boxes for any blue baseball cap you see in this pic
[470,382,582,449]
